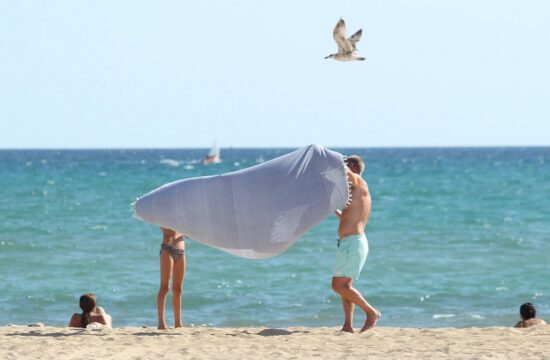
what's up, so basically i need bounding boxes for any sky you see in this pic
[1,1,549,148]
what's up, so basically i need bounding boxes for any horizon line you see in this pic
[1,144,550,151]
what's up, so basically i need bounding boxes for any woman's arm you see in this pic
[94,306,112,327]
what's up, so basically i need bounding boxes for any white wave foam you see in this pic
[433,313,456,319]
[91,225,108,231]
[160,159,181,167]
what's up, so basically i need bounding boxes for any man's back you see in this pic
[338,171,371,239]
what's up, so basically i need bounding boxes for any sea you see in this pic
[1,147,549,329]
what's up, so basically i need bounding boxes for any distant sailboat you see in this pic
[203,142,221,164]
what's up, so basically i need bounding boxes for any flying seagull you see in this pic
[325,18,365,61]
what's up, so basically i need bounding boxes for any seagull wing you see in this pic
[347,29,363,52]
[333,18,353,54]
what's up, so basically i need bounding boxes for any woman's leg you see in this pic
[172,237,186,328]
[157,228,174,329]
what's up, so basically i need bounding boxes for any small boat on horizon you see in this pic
[203,142,221,164]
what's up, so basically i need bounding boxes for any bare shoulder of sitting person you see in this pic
[69,313,81,327]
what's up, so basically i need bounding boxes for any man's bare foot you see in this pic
[158,323,168,330]
[339,320,354,333]
[360,311,381,332]
[341,325,354,333]
[175,323,183,328]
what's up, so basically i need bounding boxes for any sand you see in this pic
[1,325,549,359]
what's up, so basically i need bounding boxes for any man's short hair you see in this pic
[520,303,536,320]
[345,155,365,175]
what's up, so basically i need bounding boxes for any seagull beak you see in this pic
[324,55,330,59]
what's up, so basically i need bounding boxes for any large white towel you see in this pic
[133,144,349,259]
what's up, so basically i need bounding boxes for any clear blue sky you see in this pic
[1,1,549,148]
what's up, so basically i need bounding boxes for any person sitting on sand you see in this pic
[69,293,112,328]
[514,302,547,328]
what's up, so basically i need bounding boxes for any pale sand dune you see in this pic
[1,325,549,359]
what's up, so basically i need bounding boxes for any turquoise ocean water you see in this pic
[1,147,549,328]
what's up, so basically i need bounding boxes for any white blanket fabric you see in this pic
[133,144,349,259]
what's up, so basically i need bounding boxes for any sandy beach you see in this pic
[1,325,549,359]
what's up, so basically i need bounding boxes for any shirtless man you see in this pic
[332,155,381,333]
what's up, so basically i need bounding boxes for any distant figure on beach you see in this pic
[332,155,381,333]
[68,293,112,328]
[514,302,547,328]
[157,227,186,329]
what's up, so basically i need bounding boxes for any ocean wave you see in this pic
[159,159,181,167]
[433,314,456,319]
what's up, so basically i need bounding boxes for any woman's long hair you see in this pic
[79,293,97,328]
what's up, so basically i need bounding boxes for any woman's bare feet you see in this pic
[360,310,381,332]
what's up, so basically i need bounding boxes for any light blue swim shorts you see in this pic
[332,234,369,280]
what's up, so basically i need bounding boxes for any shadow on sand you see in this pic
[228,328,310,337]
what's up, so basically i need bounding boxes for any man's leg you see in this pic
[332,277,380,331]
[340,296,355,332]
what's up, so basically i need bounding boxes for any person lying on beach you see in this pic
[514,302,547,328]
[69,293,112,328]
